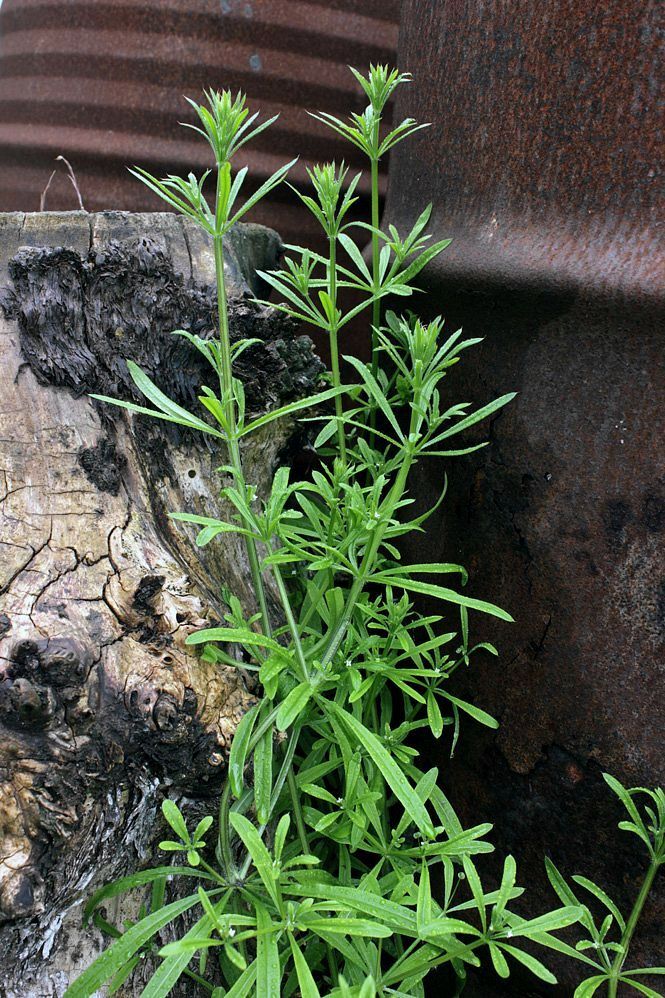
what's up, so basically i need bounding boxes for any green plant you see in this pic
[65,70,585,997]
[544,775,665,997]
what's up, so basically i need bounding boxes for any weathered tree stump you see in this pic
[0,211,322,996]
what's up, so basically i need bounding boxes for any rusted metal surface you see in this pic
[0,0,398,248]
[387,2,664,993]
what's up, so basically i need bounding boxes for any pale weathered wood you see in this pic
[0,212,321,995]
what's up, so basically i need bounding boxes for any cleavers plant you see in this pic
[65,69,663,997]
[544,776,665,998]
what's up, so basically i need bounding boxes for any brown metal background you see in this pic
[0,0,399,248]
[386,2,664,994]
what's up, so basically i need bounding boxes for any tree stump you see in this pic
[0,211,322,996]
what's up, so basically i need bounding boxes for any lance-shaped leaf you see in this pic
[229,813,280,908]
[254,725,274,824]
[229,158,298,227]
[256,904,281,997]
[229,703,260,798]
[276,682,313,731]
[426,393,517,445]
[64,892,205,997]
[373,576,513,622]
[288,936,320,998]
[238,385,353,438]
[330,705,435,838]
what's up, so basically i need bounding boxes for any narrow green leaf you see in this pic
[89,394,224,438]
[162,800,189,843]
[230,157,297,225]
[338,232,372,283]
[126,361,217,434]
[376,563,468,583]
[254,726,273,825]
[239,386,352,438]
[419,917,481,939]
[462,856,487,933]
[256,904,281,998]
[573,977,608,998]
[375,576,513,622]
[417,862,432,936]
[500,944,557,985]
[144,914,213,998]
[276,682,312,732]
[305,917,392,938]
[83,867,214,924]
[489,942,510,978]
[603,775,649,839]
[444,694,499,730]
[426,691,444,738]
[623,981,665,997]
[509,906,582,937]
[186,627,281,651]
[331,705,434,838]
[224,959,258,997]
[494,855,517,921]
[343,354,404,441]
[571,875,625,931]
[544,857,581,908]
[229,813,279,907]
[64,892,203,997]
[429,393,516,443]
[107,956,140,996]
[229,703,259,798]
[288,935,320,998]
[286,884,416,935]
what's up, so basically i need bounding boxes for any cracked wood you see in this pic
[0,211,322,996]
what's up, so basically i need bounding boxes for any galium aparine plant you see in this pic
[65,68,664,998]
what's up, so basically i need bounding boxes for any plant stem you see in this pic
[270,557,310,681]
[328,235,347,466]
[213,226,272,637]
[369,154,381,383]
[287,766,310,855]
[319,438,416,669]
[608,858,660,997]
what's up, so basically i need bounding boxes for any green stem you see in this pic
[319,438,416,669]
[328,235,347,466]
[196,857,226,886]
[213,226,272,638]
[608,858,660,997]
[319,373,424,670]
[270,557,310,681]
[369,154,381,383]
[182,967,215,992]
[287,766,310,855]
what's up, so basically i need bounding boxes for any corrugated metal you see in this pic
[0,0,399,247]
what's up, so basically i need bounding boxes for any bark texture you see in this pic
[0,211,322,995]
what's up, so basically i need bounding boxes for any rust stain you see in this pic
[389,2,664,992]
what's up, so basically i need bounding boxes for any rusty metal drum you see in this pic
[0,0,399,247]
[386,2,664,993]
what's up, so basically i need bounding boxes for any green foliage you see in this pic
[543,777,665,997]
[65,65,660,998]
